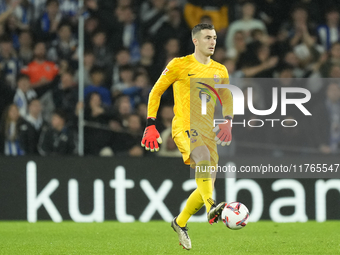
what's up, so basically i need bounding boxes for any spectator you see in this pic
[240,42,279,78]
[4,14,26,49]
[312,82,340,154]
[21,41,59,87]
[0,104,25,155]
[183,0,229,32]
[299,0,322,25]
[34,0,62,41]
[165,37,180,58]
[156,7,192,55]
[159,37,180,68]
[282,51,305,78]
[222,58,245,85]
[122,72,151,108]
[0,23,5,38]
[158,127,182,157]
[329,64,340,78]
[0,72,15,120]
[249,28,275,48]
[226,30,247,61]
[158,105,174,133]
[53,71,78,125]
[225,1,267,50]
[112,95,132,128]
[74,49,95,86]
[91,29,112,69]
[279,4,319,64]
[84,16,99,49]
[0,36,20,88]
[82,92,113,155]
[84,66,111,106]
[28,0,48,22]
[140,0,168,41]
[47,22,77,65]
[135,41,159,84]
[257,0,287,36]
[111,64,134,95]
[58,0,78,19]
[111,114,144,157]
[13,73,37,117]
[0,0,20,24]
[320,42,340,77]
[38,109,75,155]
[17,30,34,65]
[110,47,131,87]
[136,102,147,126]
[317,6,340,51]
[212,46,226,64]
[14,0,35,27]
[19,99,47,154]
[114,6,140,62]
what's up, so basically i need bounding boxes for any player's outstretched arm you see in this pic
[141,118,163,152]
[213,116,232,146]
[141,58,179,152]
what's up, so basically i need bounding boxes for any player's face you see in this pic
[195,29,217,57]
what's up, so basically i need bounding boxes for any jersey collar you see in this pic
[191,53,212,67]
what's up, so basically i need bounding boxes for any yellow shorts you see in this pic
[173,129,218,168]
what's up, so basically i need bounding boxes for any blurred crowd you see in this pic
[0,0,340,157]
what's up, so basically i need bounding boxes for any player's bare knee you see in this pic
[191,145,210,163]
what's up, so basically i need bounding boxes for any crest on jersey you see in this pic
[190,137,197,143]
[214,74,220,83]
[198,87,213,103]
[162,68,169,75]
[197,81,223,105]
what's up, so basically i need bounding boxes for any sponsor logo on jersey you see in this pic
[213,74,220,83]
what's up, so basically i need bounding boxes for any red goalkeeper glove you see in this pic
[141,118,163,152]
[213,117,232,146]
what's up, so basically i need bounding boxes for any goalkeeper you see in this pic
[141,23,233,250]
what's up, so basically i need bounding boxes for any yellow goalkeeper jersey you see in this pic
[148,54,233,139]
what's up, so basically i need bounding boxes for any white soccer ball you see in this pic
[221,202,249,230]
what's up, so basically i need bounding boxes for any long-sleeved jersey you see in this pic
[148,54,233,140]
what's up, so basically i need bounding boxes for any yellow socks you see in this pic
[176,188,203,227]
[195,160,214,213]
[176,160,214,227]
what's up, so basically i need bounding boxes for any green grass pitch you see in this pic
[0,221,339,254]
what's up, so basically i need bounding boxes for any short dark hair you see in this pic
[192,23,215,38]
[17,73,30,82]
[119,65,134,73]
[325,5,339,14]
[90,66,105,75]
[277,63,294,73]
[46,0,59,6]
[0,35,12,44]
[92,29,107,38]
[34,41,46,48]
[53,109,67,121]
[28,98,40,106]
[242,0,255,7]
[57,21,72,32]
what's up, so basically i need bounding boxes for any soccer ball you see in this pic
[221,202,249,230]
